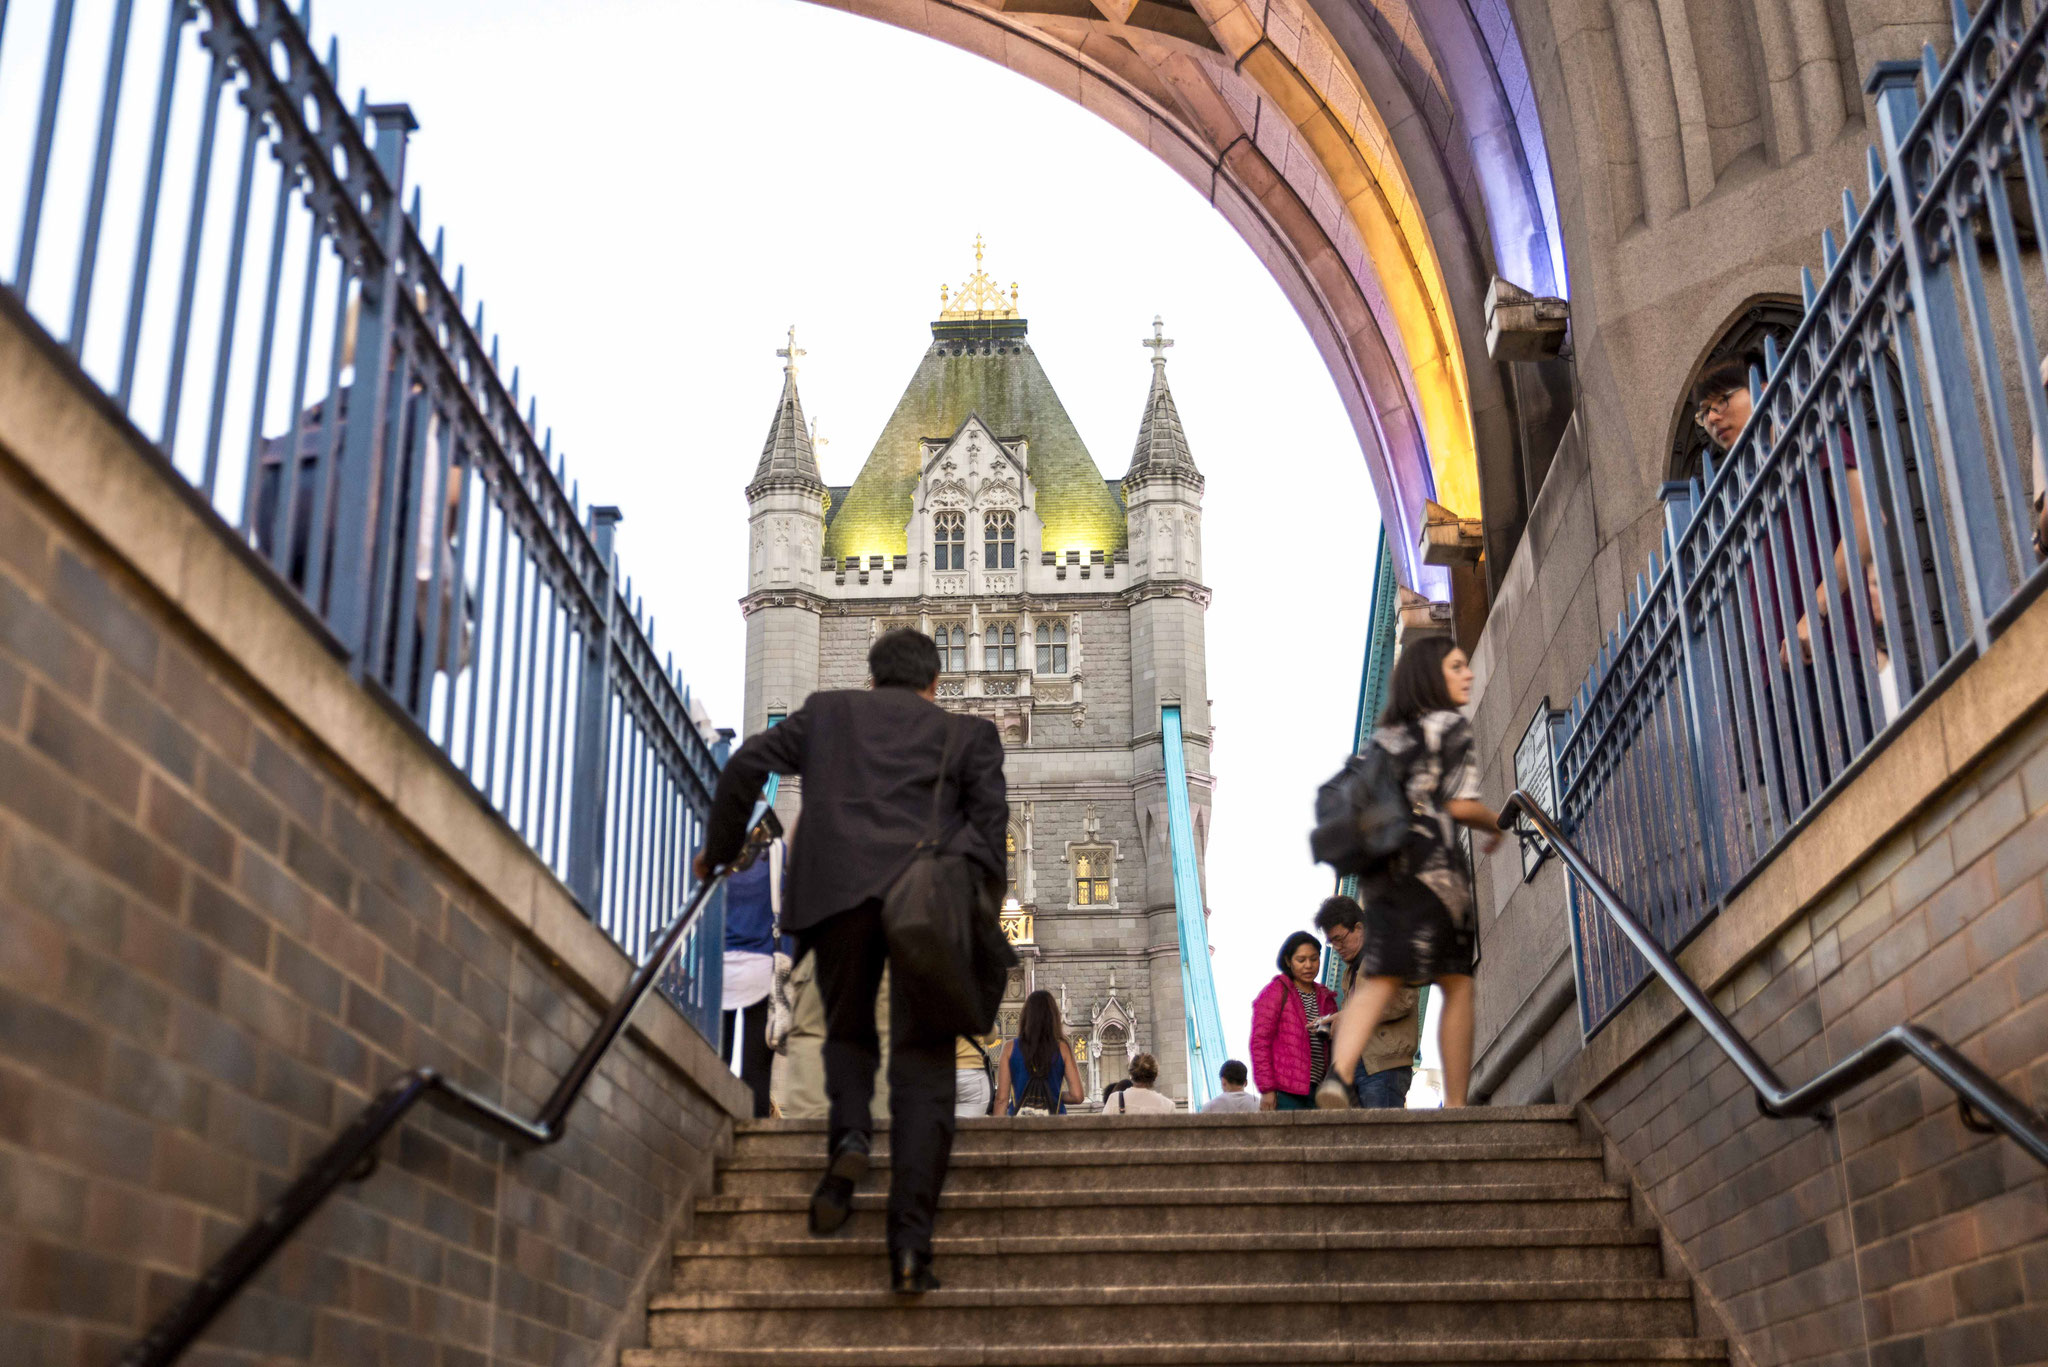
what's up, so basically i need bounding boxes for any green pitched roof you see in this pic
[823,324,1128,562]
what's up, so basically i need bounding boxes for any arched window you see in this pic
[984,510,1016,569]
[1074,848,1110,905]
[983,622,1017,671]
[932,624,966,673]
[1035,619,1068,674]
[934,511,965,570]
[1005,826,1020,901]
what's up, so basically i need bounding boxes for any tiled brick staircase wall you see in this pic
[0,308,744,1365]
[1557,600,2048,1367]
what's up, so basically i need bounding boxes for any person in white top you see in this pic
[1104,1053,1177,1115]
[1199,1059,1260,1113]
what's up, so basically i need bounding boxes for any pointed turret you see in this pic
[752,326,823,487]
[1124,316,1200,482]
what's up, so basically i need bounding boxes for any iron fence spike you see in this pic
[325,37,337,79]
[300,0,312,25]
[1762,333,1780,375]
[1922,42,1940,90]
[1866,146,1884,195]
[451,262,462,305]
[509,367,520,402]
[1820,228,1837,272]
[1949,0,1969,42]
[408,186,422,229]
[1843,188,1859,236]
[1747,363,1764,402]
[1801,265,1817,309]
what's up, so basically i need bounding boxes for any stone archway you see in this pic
[802,0,1562,594]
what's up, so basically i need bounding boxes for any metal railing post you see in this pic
[325,102,417,669]
[1661,480,1729,904]
[1868,61,2005,645]
[566,506,621,911]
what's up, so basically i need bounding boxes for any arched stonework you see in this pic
[801,0,1565,594]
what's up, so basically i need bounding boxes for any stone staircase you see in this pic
[625,1106,1729,1366]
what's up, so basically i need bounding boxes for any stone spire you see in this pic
[1124,316,1199,481]
[752,325,822,486]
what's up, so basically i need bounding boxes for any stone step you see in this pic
[645,1280,1699,1351]
[727,1108,1585,1160]
[671,1229,1667,1293]
[625,1342,1727,1367]
[714,1143,1607,1196]
[689,1182,1633,1243]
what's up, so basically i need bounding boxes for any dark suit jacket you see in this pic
[702,688,1008,934]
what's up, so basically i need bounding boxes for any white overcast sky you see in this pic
[81,0,1389,1066]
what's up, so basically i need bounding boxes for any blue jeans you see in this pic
[1353,1066,1413,1109]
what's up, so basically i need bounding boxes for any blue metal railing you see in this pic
[1162,704,1226,1107]
[0,0,723,1036]
[1557,3,2048,1033]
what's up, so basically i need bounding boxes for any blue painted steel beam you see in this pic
[1161,705,1226,1109]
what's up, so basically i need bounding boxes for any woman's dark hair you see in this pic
[1017,990,1061,1084]
[1102,1078,1133,1102]
[1380,635,1459,726]
[1691,359,1750,409]
[1129,1053,1160,1086]
[869,627,940,690]
[1277,930,1322,975]
[1313,896,1363,933]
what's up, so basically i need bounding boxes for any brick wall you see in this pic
[1581,702,2048,1366]
[0,441,738,1364]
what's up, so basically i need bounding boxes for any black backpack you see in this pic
[1309,723,1419,877]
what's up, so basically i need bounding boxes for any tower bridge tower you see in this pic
[738,244,1218,1105]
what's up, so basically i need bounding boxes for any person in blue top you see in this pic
[994,990,1083,1116]
[720,853,782,1118]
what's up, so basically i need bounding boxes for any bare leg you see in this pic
[1436,975,1475,1107]
[1327,974,1402,1087]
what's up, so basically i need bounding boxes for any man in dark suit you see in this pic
[695,629,1007,1293]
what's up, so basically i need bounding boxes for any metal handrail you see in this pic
[118,804,783,1367]
[1502,791,2048,1168]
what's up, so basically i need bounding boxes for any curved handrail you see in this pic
[1502,791,2048,1168]
[119,803,785,1367]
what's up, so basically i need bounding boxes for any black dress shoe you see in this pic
[890,1248,941,1295]
[807,1132,870,1236]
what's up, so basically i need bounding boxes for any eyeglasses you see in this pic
[1694,393,1740,430]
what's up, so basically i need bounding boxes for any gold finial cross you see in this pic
[809,417,828,455]
[777,324,804,377]
[974,233,985,265]
[1143,315,1174,365]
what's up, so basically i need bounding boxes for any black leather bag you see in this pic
[882,719,1018,1037]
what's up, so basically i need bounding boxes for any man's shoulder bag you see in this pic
[882,716,1019,1037]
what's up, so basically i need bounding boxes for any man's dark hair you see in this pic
[1314,895,1364,934]
[1380,635,1458,726]
[1219,1059,1248,1087]
[869,627,941,690]
[1691,360,1750,409]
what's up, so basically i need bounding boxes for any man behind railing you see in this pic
[695,628,1009,1294]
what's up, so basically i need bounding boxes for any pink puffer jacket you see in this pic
[1248,974,1338,1097]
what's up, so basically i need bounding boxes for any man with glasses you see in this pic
[1313,896,1420,1109]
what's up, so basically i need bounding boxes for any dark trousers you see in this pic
[799,899,956,1257]
[720,998,772,1120]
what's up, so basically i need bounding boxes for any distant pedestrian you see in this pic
[955,1033,997,1117]
[1314,896,1419,1109]
[1200,1059,1260,1113]
[1104,1054,1176,1115]
[1249,932,1338,1110]
[996,990,1083,1116]
[719,850,780,1118]
[1319,637,1502,1110]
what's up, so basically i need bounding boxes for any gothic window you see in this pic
[934,511,965,570]
[1097,1023,1129,1090]
[1005,826,1020,901]
[932,624,966,673]
[983,622,1017,672]
[984,510,1016,569]
[1035,619,1068,674]
[1073,847,1111,905]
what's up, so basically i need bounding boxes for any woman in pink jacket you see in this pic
[1249,932,1339,1110]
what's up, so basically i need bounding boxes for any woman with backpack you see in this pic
[1318,636,1503,1111]
[1249,931,1340,1109]
[995,990,1083,1116]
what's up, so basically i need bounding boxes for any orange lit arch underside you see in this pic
[800,0,1483,578]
